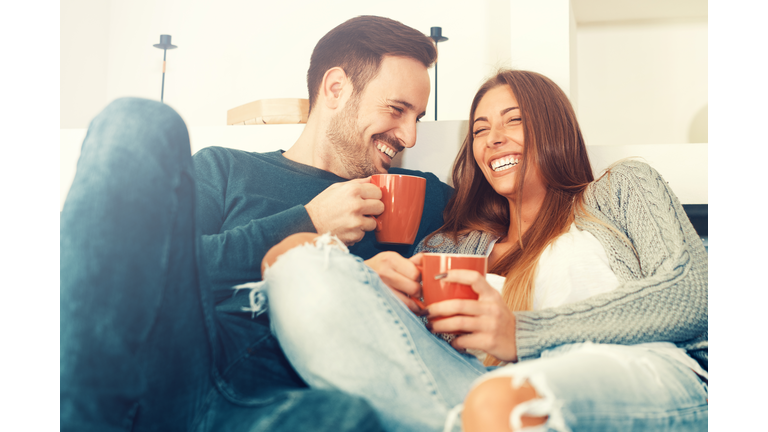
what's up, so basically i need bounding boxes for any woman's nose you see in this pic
[486,125,506,147]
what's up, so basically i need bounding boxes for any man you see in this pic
[61,16,448,432]
[193,15,449,312]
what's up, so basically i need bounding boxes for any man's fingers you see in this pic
[361,216,378,232]
[385,273,421,298]
[392,256,421,282]
[348,176,372,184]
[409,252,424,267]
[391,289,423,314]
[358,182,383,200]
[360,198,385,217]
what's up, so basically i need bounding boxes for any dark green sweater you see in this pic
[192,147,454,307]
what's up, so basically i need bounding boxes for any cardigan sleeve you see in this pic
[513,161,708,369]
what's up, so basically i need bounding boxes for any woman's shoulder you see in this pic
[589,158,670,198]
[594,158,659,182]
[416,231,494,255]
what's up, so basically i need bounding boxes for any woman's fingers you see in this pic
[438,269,486,288]
[428,298,483,320]
[427,312,484,334]
[425,291,519,362]
[438,269,502,299]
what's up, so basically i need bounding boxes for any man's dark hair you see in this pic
[306,16,437,114]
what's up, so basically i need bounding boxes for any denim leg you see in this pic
[208,311,386,432]
[265,237,487,432]
[198,387,384,432]
[61,98,385,432]
[60,98,215,431]
[473,342,708,431]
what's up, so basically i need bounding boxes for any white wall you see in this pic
[508,1,579,108]
[577,20,708,145]
[61,0,517,128]
[61,1,708,150]
[60,0,111,128]
[60,124,708,210]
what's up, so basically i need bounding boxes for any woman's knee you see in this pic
[463,376,547,432]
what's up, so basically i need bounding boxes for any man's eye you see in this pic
[390,106,404,115]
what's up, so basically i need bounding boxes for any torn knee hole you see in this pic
[463,376,550,432]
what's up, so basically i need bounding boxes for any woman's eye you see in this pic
[473,128,488,137]
[507,117,522,124]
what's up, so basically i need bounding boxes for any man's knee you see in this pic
[98,97,183,128]
[87,97,190,163]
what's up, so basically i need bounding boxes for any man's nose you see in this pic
[399,120,418,149]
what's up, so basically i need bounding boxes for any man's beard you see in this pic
[325,93,380,179]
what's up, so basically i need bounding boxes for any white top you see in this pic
[484,223,707,379]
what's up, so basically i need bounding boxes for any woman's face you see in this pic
[472,85,545,202]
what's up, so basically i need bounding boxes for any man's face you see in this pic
[326,55,431,178]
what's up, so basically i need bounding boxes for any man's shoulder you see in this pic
[192,147,288,175]
[193,146,282,162]
[389,167,451,190]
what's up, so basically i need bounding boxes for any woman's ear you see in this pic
[321,67,349,110]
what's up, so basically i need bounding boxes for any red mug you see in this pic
[371,174,426,245]
[418,253,487,308]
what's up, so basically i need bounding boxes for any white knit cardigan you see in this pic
[416,160,708,370]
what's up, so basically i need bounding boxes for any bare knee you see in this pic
[463,376,547,432]
[261,232,321,274]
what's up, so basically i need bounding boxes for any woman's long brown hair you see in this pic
[424,70,595,366]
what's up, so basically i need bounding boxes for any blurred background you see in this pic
[60,0,707,146]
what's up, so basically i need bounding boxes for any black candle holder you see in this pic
[429,27,448,121]
[153,35,178,103]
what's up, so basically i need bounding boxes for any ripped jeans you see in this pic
[261,236,708,432]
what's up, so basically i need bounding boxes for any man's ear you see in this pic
[321,67,349,110]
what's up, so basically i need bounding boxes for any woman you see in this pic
[413,70,708,430]
[261,70,707,432]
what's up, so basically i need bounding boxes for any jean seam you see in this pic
[358,263,454,410]
[121,401,140,432]
[189,387,218,432]
[360,262,486,373]
[211,331,285,407]
[212,372,284,408]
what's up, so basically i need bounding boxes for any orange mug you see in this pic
[371,174,426,245]
[418,253,487,309]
